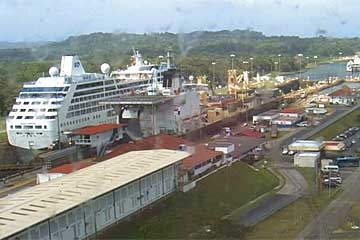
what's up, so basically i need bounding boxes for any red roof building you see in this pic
[73,123,127,135]
[182,144,222,170]
[280,108,304,114]
[48,162,94,174]
[100,133,193,161]
[328,87,353,97]
[237,129,265,138]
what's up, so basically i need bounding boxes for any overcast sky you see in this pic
[0,0,359,42]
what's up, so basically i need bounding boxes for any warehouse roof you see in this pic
[280,108,304,114]
[237,129,265,138]
[48,162,94,174]
[101,133,193,160]
[0,149,190,239]
[257,109,280,116]
[288,140,324,150]
[73,123,127,135]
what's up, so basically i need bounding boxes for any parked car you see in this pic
[296,121,309,127]
[282,147,289,155]
[288,150,296,155]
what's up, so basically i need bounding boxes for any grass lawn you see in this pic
[310,107,360,140]
[0,132,7,143]
[0,117,5,132]
[244,168,342,240]
[98,161,278,239]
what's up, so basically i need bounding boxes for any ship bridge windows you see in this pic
[24,125,33,129]
[45,116,56,119]
[76,81,104,90]
[11,108,18,112]
[35,125,42,129]
[23,102,29,105]
[16,116,23,119]
[14,102,21,105]
[15,125,21,129]
[31,101,41,105]
[22,87,65,92]
[28,109,36,112]
[20,109,26,112]
[42,101,48,105]
[73,88,104,97]
[40,108,46,112]
[48,109,57,112]
[25,116,34,119]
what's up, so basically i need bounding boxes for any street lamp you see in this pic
[243,61,249,71]
[230,54,236,70]
[212,62,216,92]
[314,55,318,66]
[298,53,303,79]
[278,54,282,72]
[158,55,164,84]
[274,61,279,72]
[338,52,343,77]
[249,57,254,74]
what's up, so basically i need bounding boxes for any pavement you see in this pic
[297,167,360,240]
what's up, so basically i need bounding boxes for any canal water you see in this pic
[287,61,360,80]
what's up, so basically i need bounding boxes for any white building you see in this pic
[294,152,320,168]
[0,149,190,240]
[252,109,280,124]
[288,140,324,152]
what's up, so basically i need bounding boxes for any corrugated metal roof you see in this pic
[73,123,127,135]
[182,145,222,170]
[48,162,94,174]
[0,149,190,239]
[101,133,193,160]
[280,108,304,114]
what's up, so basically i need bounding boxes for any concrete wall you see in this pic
[9,164,180,240]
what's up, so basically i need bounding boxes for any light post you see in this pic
[242,61,249,71]
[158,55,164,84]
[314,55,318,66]
[298,53,303,79]
[278,54,282,73]
[338,52,343,77]
[211,62,216,93]
[274,61,279,72]
[230,54,236,70]
[249,57,254,78]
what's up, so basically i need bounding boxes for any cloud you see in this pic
[0,0,359,41]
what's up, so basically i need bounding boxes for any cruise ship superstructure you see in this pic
[7,52,177,149]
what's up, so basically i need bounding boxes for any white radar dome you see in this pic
[101,63,111,74]
[49,67,59,77]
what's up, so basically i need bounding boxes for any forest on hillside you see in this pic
[0,29,359,116]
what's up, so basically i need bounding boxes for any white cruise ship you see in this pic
[7,52,177,149]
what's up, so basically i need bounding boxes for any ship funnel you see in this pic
[60,55,86,77]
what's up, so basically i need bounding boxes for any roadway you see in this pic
[237,105,359,227]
